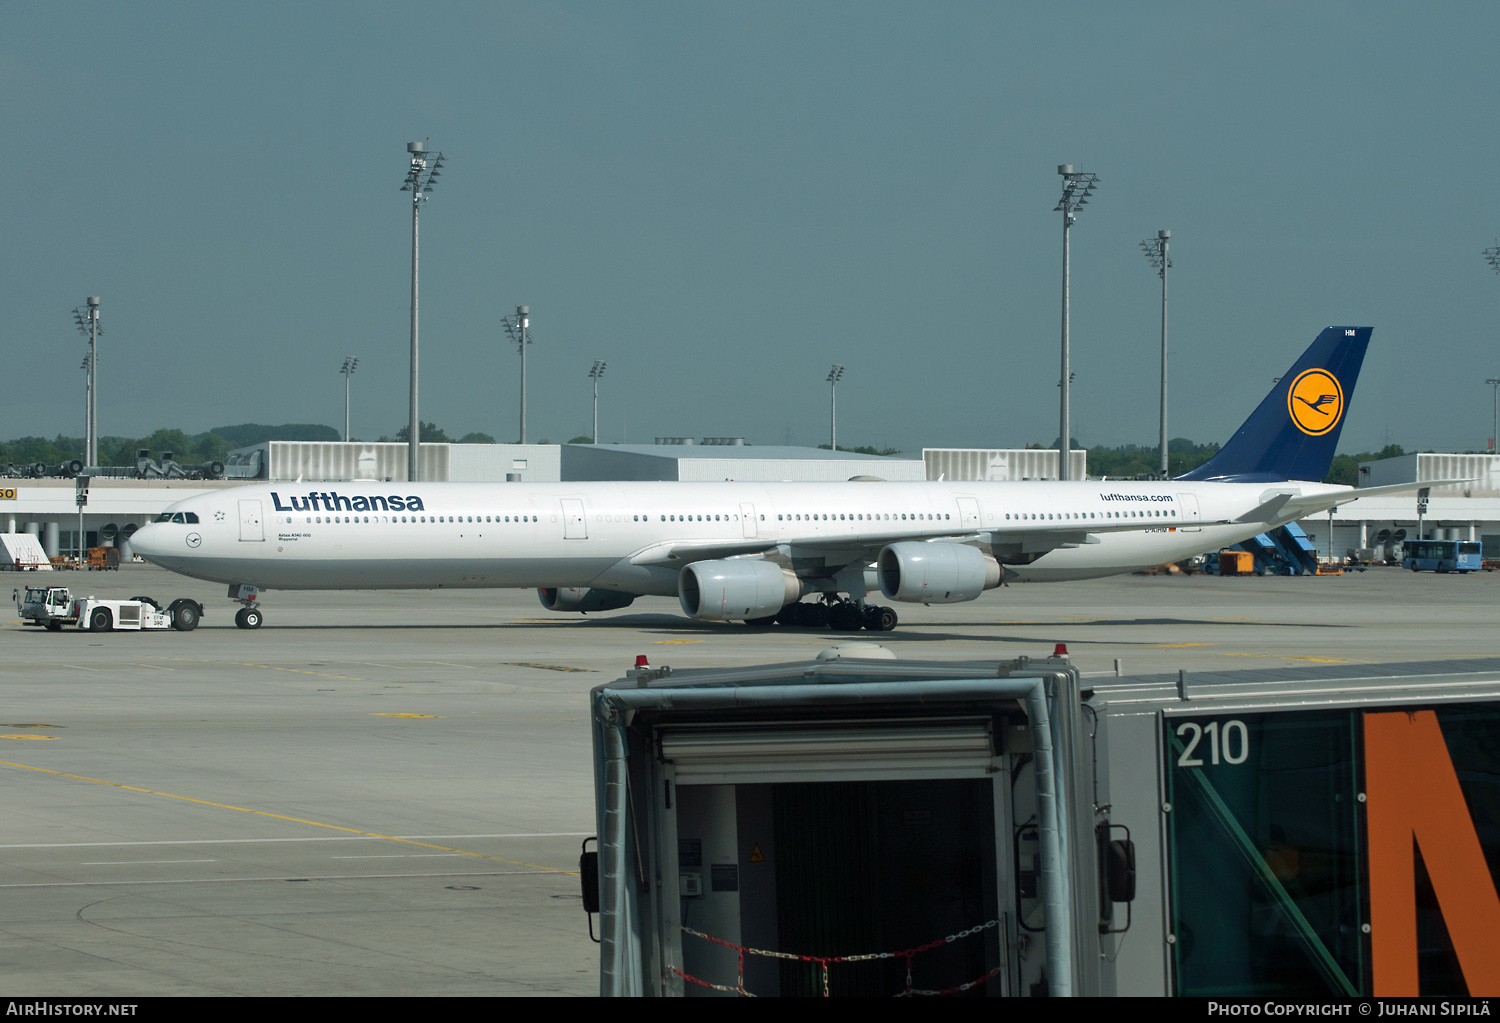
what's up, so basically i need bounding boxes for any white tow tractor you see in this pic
[17,586,202,632]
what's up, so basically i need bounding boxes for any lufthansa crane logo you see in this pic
[1287,368,1344,436]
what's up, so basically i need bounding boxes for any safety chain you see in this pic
[673,917,1002,997]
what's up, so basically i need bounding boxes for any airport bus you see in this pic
[1402,539,1482,573]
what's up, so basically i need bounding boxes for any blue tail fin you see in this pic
[1176,326,1370,483]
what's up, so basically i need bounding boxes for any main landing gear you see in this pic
[234,606,263,630]
[750,598,898,632]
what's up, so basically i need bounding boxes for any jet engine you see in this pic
[877,542,1001,604]
[537,587,637,613]
[678,559,802,621]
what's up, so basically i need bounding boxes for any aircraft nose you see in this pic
[131,523,167,559]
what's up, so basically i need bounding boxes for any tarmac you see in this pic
[2,562,1497,995]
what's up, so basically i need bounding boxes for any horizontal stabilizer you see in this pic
[1235,478,1478,525]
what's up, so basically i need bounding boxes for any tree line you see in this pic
[0,424,337,468]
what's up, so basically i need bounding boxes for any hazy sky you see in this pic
[4,2,1499,455]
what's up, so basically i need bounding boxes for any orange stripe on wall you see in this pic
[1365,710,1500,996]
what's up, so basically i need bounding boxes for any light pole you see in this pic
[400,141,445,481]
[79,353,91,460]
[1483,244,1500,453]
[1487,378,1500,453]
[827,364,844,451]
[72,298,101,466]
[1140,229,1172,476]
[340,357,359,442]
[1054,166,1098,481]
[589,360,606,444]
[503,306,532,443]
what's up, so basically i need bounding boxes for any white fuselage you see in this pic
[128,477,1344,595]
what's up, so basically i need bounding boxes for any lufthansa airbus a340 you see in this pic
[130,327,1444,631]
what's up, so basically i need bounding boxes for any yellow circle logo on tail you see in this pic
[1287,369,1344,436]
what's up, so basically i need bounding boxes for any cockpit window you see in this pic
[183,512,199,523]
[156,512,172,522]
[171,513,186,524]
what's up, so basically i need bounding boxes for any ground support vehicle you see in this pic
[17,585,74,628]
[586,650,1500,997]
[18,586,202,632]
[86,547,119,570]
[1402,539,1482,572]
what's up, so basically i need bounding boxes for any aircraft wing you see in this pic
[628,516,1214,569]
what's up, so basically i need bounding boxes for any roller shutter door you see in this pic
[658,719,998,784]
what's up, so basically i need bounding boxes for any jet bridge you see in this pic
[584,653,1500,997]
[586,648,1110,997]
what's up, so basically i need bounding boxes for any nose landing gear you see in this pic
[230,584,263,630]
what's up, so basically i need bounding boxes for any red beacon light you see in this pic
[635,655,649,668]
[1053,643,1069,658]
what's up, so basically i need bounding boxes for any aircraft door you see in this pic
[561,499,587,539]
[1175,493,1201,532]
[956,497,981,530]
[238,500,264,541]
[740,503,757,539]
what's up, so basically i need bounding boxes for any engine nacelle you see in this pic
[678,559,802,621]
[877,542,1001,604]
[538,587,637,613]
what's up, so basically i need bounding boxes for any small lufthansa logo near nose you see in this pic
[186,533,202,548]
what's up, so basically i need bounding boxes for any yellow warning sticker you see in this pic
[749,843,765,863]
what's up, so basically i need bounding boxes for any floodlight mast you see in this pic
[589,360,607,444]
[827,364,844,451]
[503,306,533,443]
[72,298,102,465]
[400,141,445,481]
[1483,245,1500,452]
[1141,229,1172,475]
[1054,166,1098,480]
[1487,378,1500,454]
[340,356,359,442]
[79,353,91,458]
